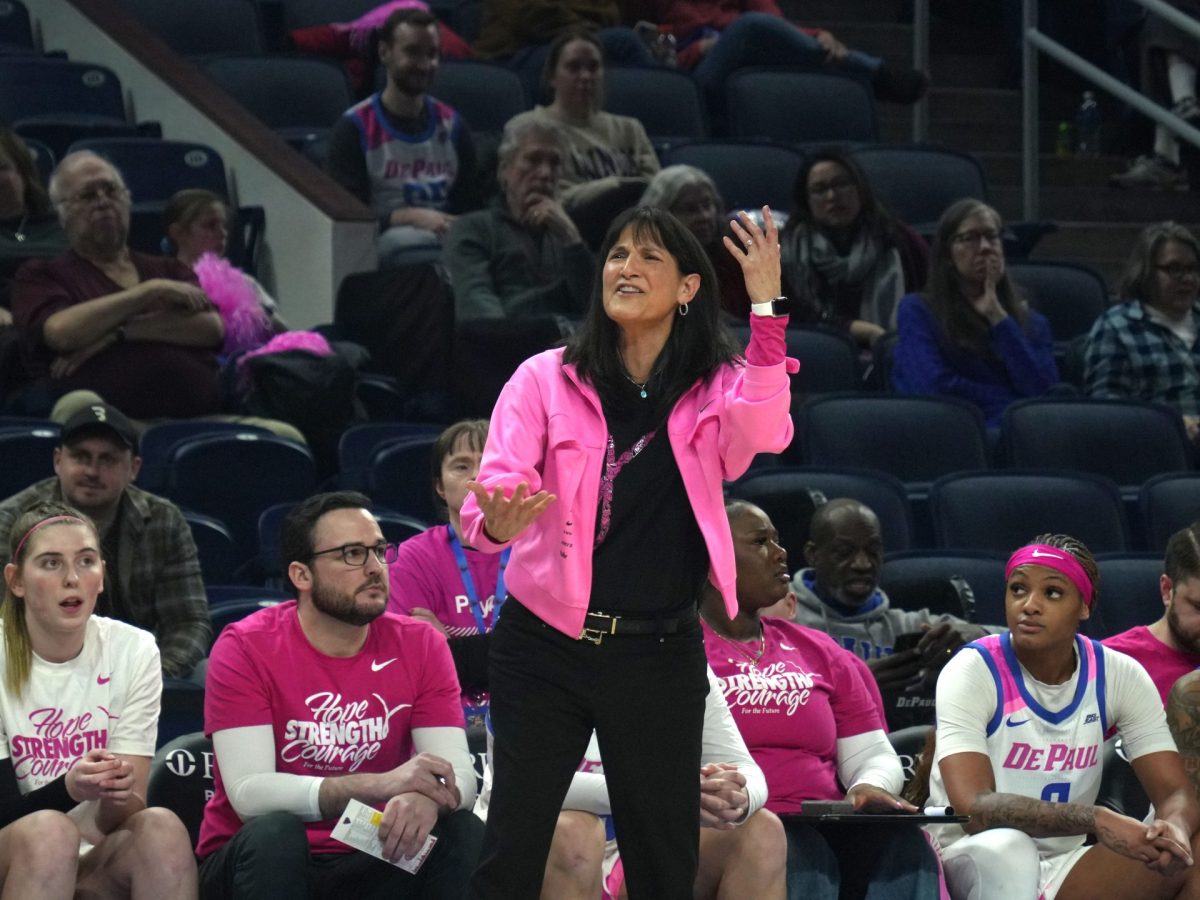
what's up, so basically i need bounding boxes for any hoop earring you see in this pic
[678,303,689,317]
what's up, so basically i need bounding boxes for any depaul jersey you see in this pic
[344,93,462,219]
[929,633,1110,857]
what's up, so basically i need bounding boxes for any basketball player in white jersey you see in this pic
[929,533,1200,900]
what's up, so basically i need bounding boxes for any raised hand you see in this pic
[723,207,781,304]
[466,480,556,544]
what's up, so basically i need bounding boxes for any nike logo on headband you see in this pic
[1030,548,1064,559]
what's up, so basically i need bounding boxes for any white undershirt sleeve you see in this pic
[412,726,479,810]
[700,666,768,819]
[213,725,324,822]
[837,729,904,796]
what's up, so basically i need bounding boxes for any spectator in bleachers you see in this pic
[290,1,475,95]
[1110,0,1199,191]
[781,149,929,348]
[473,667,787,899]
[196,491,483,898]
[0,500,197,898]
[641,165,752,319]
[474,0,656,97]
[0,128,65,321]
[891,199,1059,428]
[388,419,496,727]
[10,151,225,420]
[162,189,288,339]
[502,29,660,246]
[701,499,942,899]
[1084,221,1200,443]
[1104,521,1200,704]
[327,7,482,268]
[0,401,210,679]
[641,0,927,126]
[447,119,593,321]
[928,533,1200,900]
[789,499,988,730]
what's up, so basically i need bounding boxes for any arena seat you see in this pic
[367,436,440,523]
[728,69,877,145]
[0,0,33,49]
[849,144,988,233]
[0,427,59,499]
[1007,260,1108,344]
[138,421,273,494]
[659,140,804,213]
[428,59,528,136]
[157,681,205,752]
[1091,553,1164,639]
[0,58,127,122]
[338,422,443,491]
[183,511,238,586]
[209,598,284,649]
[1140,472,1200,554]
[879,550,1008,622]
[605,65,708,144]
[21,135,53,183]
[115,0,265,56]
[67,137,229,203]
[277,0,379,31]
[148,732,213,845]
[730,324,859,403]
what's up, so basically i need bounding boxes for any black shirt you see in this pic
[588,378,708,617]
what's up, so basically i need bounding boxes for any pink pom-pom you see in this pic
[344,0,429,52]
[194,253,272,355]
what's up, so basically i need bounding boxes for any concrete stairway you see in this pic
[782,0,1200,293]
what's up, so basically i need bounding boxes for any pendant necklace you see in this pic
[623,370,650,399]
[713,627,766,667]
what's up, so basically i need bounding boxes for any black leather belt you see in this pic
[578,608,698,644]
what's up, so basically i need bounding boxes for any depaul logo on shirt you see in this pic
[281,692,412,772]
[717,663,817,716]
[11,708,108,781]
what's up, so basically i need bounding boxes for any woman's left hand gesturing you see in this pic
[723,207,781,304]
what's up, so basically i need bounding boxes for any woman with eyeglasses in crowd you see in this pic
[891,198,1058,428]
[780,149,928,348]
[1084,221,1200,444]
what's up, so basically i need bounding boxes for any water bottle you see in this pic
[1055,121,1072,159]
[1076,91,1101,158]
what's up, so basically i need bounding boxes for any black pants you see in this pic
[198,808,484,899]
[469,599,709,900]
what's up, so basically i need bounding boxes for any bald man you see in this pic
[789,498,987,729]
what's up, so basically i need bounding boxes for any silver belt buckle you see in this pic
[580,611,618,645]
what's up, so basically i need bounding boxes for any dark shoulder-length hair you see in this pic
[0,128,52,219]
[783,147,902,246]
[541,28,605,105]
[563,206,740,413]
[924,198,1027,356]
[1119,220,1200,304]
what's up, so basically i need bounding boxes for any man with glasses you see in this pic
[1085,221,1200,444]
[198,491,483,899]
[10,151,225,419]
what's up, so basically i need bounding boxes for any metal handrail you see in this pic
[1022,0,1200,219]
[912,0,929,142]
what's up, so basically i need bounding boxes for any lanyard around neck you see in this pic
[447,524,509,634]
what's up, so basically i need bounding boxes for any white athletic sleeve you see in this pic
[213,725,324,821]
[1104,649,1179,760]
[412,726,479,810]
[699,666,768,820]
[837,730,904,795]
[933,648,998,763]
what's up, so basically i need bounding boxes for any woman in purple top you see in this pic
[891,199,1058,427]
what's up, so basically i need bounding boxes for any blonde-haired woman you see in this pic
[0,501,196,898]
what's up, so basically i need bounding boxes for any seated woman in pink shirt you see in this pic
[387,419,503,727]
[700,499,942,900]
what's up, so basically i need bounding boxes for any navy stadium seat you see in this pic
[849,144,987,232]
[1140,472,1200,555]
[339,422,443,491]
[1007,260,1108,344]
[148,732,213,844]
[1091,553,1164,639]
[659,141,804,213]
[183,511,238,586]
[605,65,707,144]
[368,436,441,524]
[115,0,264,56]
[157,680,205,751]
[0,0,33,49]
[930,470,1129,554]
[730,325,859,403]
[209,598,283,648]
[428,60,528,135]
[138,421,272,494]
[0,58,127,123]
[67,138,228,204]
[728,69,877,145]
[0,427,59,499]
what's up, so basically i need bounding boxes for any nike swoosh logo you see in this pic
[97,674,111,685]
[371,658,397,672]
[1006,716,1029,727]
[1030,548,1064,559]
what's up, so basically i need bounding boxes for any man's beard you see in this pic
[311,574,386,627]
[1168,601,1200,655]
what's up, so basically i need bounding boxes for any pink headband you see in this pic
[12,515,87,562]
[1005,544,1094,607]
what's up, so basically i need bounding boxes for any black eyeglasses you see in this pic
[309,541,392,567]
[807,176,856,197]
[1157,264,1200,281]
[951,229,1003,247]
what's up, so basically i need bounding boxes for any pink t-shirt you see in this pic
[1102,625,1200,706]
[387,525,504,636]
[196,601,464,857]
[703,617,885,813]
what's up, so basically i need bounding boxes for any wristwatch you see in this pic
[750,296,790,318]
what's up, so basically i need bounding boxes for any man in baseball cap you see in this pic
[0,401,210,677]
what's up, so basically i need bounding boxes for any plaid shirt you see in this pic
[1083,299,1200,417]
[0,478,211,678]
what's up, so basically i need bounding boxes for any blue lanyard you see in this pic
[447,524,509,635]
